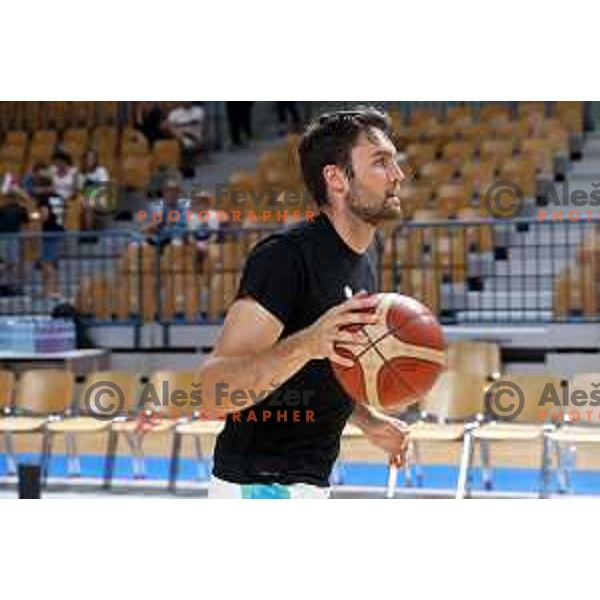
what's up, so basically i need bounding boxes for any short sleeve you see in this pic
[236,235,304,327]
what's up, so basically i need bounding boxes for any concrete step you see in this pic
[485,278,554,292]
[507,247,576,263]
[466,290,554,310]
[456,310,554,323]
[495,260,564,277]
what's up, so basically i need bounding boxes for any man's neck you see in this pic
[321,205,376,255]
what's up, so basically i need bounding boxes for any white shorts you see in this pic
[208,476,330,499]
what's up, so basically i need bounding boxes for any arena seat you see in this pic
[546,373,600,494]
[553,263,598,319]
[46,371,140,479]
[104,370,194,487]
[407,370,491,487]
[419,161,456,186]
[167,369,223,492]
[464,373,565,495]
[62,128,90,161]
[120,127,149,157]
[121,155,151,189]
[152,139,180,169]
[0,370,74,480]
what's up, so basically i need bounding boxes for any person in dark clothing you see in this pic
[134,102,167,147]
[0,192,29,295]
[198,107,408,499]
[26,165,65,298]
[276,101,302,134]
[226,101,254,148]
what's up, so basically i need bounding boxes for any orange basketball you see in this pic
[332,293,446,411]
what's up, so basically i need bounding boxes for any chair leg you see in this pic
[4,432,17,476]
[168,431,182,493]
[566,444,577,494]
[65,434,81,478]
[413,441,424,487]
[135,433,146,480]
[404,441,414,488]
[193,435,205,480]
[539,427,552,498]
[40,430,54,488]
[480,439,493,491]
[555,442,569,494]
[103,430,118,490]
[125,432,145,479]
[456,425,477,499]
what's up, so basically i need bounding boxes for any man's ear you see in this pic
[322,165,348,199]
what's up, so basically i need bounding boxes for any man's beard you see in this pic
[346,187,402,227]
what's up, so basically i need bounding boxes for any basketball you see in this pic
[332,293,447,411]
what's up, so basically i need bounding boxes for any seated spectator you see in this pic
[20,165,65,298]
[79,150,110,189]
[142,176,190,250]
[164,102,206,177]
[50,151,80,201]
[187,191,225,240]
[22,163,55,199]
[37,191,65,300]
[187,191,228,267]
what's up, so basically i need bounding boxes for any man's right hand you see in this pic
[301,293,380,368]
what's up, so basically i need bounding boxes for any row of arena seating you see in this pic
[1,341,599,494]
[70,221,599,323]
[0,101,120,132]
[76,239,261,322]
[0,126,180,189]
[0,101,184,133]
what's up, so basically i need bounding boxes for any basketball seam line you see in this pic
[354,311,442,362]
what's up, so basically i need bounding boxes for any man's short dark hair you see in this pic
[52,151,72,165]
[298,107,392,207]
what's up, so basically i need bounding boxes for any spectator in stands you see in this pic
[142,175,190,250]
[226,101,254,149]
[50,151,79,201]
[22,163,55,199]
[21,164,65,298]
[276,101,302,135]
[134,101,167,147]
[79,150,110,189]
[0,192,29,295]
[187,191,227,267]
[164,101,205,178]
[37,190,65,299]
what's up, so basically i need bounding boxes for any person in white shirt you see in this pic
[50,151,79,200]
[166,102,205,150]
[165,101,206,178]
[79,150,110,189]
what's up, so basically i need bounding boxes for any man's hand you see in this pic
[300,293,380,367]
[351,404,410,466]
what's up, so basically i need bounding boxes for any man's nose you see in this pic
[389,162,405,184]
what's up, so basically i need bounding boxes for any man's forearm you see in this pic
[349,403,379,430]
[198,330,312,413]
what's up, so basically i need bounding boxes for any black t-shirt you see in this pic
[36,194,63,232]
[212,212,379,487]
[0,202,29,233]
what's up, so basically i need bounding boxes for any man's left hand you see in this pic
[364,413,409,464]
